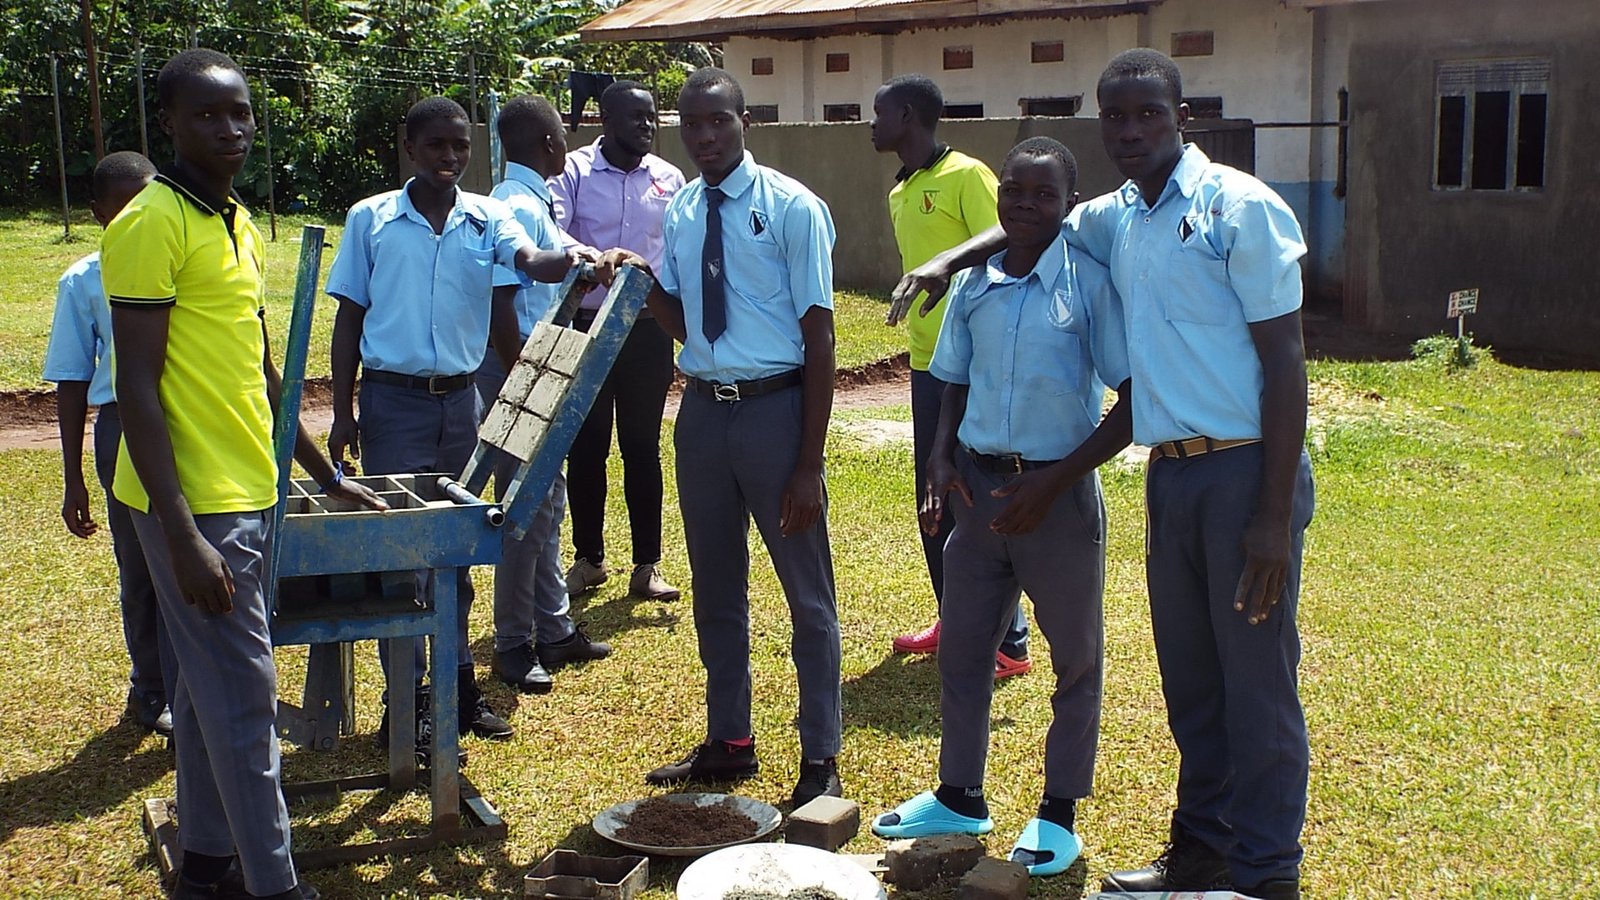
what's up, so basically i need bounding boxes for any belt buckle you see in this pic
[713,382,742,402]
[1000,453,1024,475]
[427,375,450,395]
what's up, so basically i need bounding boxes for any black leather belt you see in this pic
[968,448,1058,475]
[685,369,803,402]
[363,369,475,395]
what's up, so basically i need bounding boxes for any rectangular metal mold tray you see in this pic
[525,849,648,900]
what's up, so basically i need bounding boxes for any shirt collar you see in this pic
[502,161,553,203]
[895,143,952,183]
[385,179,482,232]
[155,166,238,217]
[976,235,1066,292]
[1118,142,1211,207]
[705,151,757,200]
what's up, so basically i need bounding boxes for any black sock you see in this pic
[251,887,303,900]
[935,783,989,820]
[180,851,233,885]
[1037,793,1076,832]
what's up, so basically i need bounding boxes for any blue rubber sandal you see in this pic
[1008,817,1082,876]
[871,790,994,838]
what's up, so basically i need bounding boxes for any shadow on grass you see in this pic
[0,720,171,842]
[566,588,683,645]
[842,652,942,738]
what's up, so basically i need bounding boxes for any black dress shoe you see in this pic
[645,739,760,785]
[493,642,554,694]
[128,688,174,738]
[791,758,843,807]
[459,673,514,741]
[1102,820,1231,892]
[1237,878,1300,900]
[537,624,612,670]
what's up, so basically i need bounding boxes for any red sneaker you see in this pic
[892,621,942,654]
[994,651,1032,679]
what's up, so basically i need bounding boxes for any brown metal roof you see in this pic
[580,0,1158,42]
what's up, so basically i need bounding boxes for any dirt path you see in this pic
[0,310,1446,454]
[0,357,914,453]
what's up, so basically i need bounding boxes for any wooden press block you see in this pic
[480,400,518,449]
[521,323,561,366]
[505,408,548,459]
[500,362,540,408]
[525,371,568,421]
[544,328,590,376]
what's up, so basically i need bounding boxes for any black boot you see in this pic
[459,665,513,740]
[1101,819,1232,892]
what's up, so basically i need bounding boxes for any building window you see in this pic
[751,57,774,76]
[823,103,860,122]
[825,52,850,73]
[943,103,984,119]
[1031,41,1064,64]
[1185,96,1224,119]
[748,104,779,123]
[943,46,973,70]
[1019,96,1081,117]
[1435,57,1549,191]
[1171,31,1215,58]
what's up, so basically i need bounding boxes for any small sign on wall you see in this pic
[1447,288,1479,318]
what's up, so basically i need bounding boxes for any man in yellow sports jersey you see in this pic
[872,74,1029,675]
[105,48,383,900]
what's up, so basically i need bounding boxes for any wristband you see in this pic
[319,462,345,495]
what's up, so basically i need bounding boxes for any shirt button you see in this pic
[1144,217,1151,224]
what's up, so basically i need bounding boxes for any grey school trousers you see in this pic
[675,386,842,759]
[93,403,169,702]
[359,378,481,674]
[131,509,297,897]
[1146,444,1315,887]
[938,452,1105,798]
[475,354,575,651]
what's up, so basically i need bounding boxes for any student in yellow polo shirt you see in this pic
[871,74,1030,675]
[105,48,384,900]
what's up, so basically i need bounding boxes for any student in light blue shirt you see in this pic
[325,96,579,755]
[596,67,843,810]
[475,95,611,697]
[872,138,1132,879]
[893,49,1314,900]
[41,150,172,737]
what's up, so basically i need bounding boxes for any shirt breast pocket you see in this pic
[732,232,787,303]
[1160,243,1234,327]
[443,242,498,301]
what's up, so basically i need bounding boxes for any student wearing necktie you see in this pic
[595,67,844,809]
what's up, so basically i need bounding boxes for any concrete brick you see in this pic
[957,857,1029,900]
[885,834,985,890]
[785,795,860,851]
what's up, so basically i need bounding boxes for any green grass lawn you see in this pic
[1,345,1597,897]
[0,208,900,395]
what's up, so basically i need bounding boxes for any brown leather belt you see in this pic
[1151,436,1261,460]
[685,369,803,402]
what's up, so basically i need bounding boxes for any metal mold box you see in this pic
[525,849,648,900]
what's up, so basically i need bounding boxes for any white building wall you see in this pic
[726,0,1344,186]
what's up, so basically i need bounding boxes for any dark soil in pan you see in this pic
[613,795,759,847]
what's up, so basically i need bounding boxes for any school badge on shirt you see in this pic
[920,190,939,214]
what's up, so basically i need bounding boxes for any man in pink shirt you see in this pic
[550,80,686,602]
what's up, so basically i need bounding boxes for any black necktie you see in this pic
[702,187,726,343]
